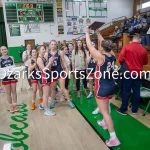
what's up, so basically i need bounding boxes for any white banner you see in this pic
[24,24,40,33]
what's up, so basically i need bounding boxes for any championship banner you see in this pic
[9,25,21,36]
[58,24,64,34]
[88,0,107,18]
[56,1,62,8]
[56,0,63,15]
[24,24,40,33]
[56,0,64,34]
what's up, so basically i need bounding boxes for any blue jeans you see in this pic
[120,77,141,113]
[145,35,150,45]
[142,35,150,46]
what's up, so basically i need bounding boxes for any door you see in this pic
[0,8,7,47]
[25,39,35,49]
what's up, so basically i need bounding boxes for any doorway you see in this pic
[24,39,35,49]
[0,8,7,47]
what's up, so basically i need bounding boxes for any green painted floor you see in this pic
[70,90,150,150]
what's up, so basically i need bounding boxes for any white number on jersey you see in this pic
[90,58,95,64]
[107,61,115,71]
[52,60,57,66]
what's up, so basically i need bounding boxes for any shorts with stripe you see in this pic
[39,71,51,87]
[94,79,115,100]
[2,75,18,85]
[86,68,95,79]
[51,69,66,83]
[31,79,39,84]
[30,70,40,84]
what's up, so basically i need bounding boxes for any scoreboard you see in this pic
[5,2,54,23]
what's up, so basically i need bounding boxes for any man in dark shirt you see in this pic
[146,12,150,26]
[116,34,148,115]
[140,21,150,46]
[139,21,149,36]
[110,26,122,42]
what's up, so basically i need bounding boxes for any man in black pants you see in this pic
[116,34,148,115]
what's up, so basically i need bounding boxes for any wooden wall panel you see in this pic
[123,33,131,47]
[133,0,141,16]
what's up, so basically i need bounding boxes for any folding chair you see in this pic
[140,87,150,116]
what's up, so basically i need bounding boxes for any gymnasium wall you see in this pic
[2,0,133,62]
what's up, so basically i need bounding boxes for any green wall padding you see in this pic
[0,8,4,22]
[8,46,22,63]
[0,8,7,47]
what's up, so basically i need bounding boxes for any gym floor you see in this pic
[0,72,150,150]
[0,77,108,150]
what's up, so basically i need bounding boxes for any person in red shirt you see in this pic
[117,34,148,115]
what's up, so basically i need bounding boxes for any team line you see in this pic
[0,68,150,81]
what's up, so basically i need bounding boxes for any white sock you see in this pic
[44,108,49,111]
[110,132,116,140]
[102,119,105,123]
[10,104,13,107]
[90,91,92,95]
[97,107,100,111]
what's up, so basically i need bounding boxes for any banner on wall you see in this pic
[79,18,84,26]
[56,0,63,17]
[67,27,73,35]
[57,8,63,17]
[72,18,77,22]
[88,0,107,18]
[78,26,84,34]
[56,0,62,8]
[72,18,77,26]
[58,24,64,34]
[56,0,64,34]
[24,24,40,33]
[58,17,63,23]
[9,24,21,36]
[86,18,91,25]
[67,21,72,26]
[7,0,53,3]
[72,26,78,35]
[66,18,86,35]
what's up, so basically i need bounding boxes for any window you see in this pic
[142,1,150,9]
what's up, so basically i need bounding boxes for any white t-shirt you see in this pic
[22,51,31,66]
[64,55,70,75]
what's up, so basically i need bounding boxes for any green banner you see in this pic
[66,0,104,1]
[89,7,107,11]
[90,0,104,2]
[9,25,21,36]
